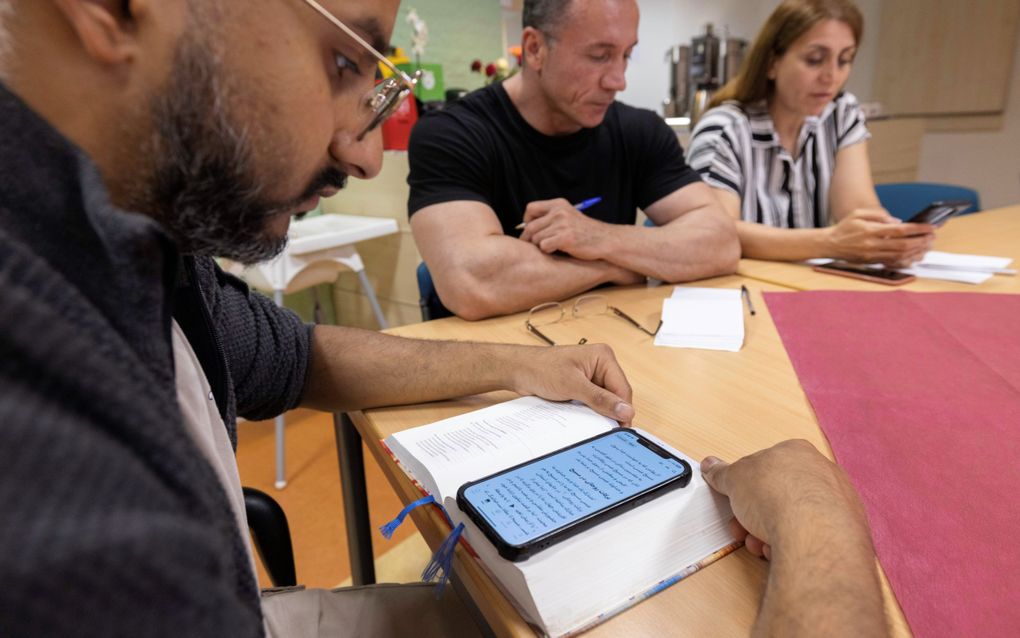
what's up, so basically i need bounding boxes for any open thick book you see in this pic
[383,396,740,637]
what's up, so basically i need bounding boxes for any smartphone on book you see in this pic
[456,428,692,562]
[812,261,916,285]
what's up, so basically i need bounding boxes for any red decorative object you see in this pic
[381,86,418,151]
[470,52,520,86]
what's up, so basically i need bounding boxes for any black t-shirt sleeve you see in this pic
[630,110,703,210]
[407,110,494,217]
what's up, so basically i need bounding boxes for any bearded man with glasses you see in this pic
[0,0,637,635]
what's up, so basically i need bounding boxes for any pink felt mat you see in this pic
[764,291,1020,638]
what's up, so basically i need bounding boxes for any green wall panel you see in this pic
[391,1,505,94]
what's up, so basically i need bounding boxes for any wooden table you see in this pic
[737,205,1020,293]
[342,275,912,637]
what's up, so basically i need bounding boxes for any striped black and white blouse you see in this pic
[687,92,870,228]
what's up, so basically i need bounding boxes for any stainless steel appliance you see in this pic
[663,44,690,118]
[690,23,722,93]
[663,24,748,122]
[724,37,748,90]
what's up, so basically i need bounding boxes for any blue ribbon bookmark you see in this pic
[421,522,466,593]
[379,494,437,540]
[380,495,464,593]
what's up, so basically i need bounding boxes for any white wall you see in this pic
[841,0,880,101]
[622,0,883,112]
[917,33,1020,209]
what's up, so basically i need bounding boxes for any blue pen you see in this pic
[516,196,602,230]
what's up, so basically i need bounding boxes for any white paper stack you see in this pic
[654,287,745,351]
[900,251,1016,284]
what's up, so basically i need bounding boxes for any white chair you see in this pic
[224,213,398,488]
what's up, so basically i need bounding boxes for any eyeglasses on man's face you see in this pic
[298,0,421,141]
[525,295,662,346]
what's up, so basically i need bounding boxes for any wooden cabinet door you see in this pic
[872,0,1020,116]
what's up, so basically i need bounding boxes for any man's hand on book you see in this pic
[700,442,888,637]
[510,343,635,425]
[700,439,871,560]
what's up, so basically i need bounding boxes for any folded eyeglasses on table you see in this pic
[525,295,663,346]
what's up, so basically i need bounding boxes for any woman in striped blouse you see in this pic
[688,0,935,267]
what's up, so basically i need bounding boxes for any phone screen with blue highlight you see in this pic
[461,429,689,547]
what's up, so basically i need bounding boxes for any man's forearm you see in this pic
[435,237,633,320]
[300,326,636,424]
[754,507,888,638]
[598,207,740,281]
[300,326,524,411]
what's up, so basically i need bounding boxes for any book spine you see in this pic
[558,541,743,638]
[382,439,481,560]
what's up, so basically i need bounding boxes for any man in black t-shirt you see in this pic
[408,0,739,321]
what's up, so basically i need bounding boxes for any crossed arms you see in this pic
[411,181,739,320]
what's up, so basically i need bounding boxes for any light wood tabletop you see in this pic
[737,205,1020,294]
[349,275,912,637]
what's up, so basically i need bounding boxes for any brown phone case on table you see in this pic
[812,263,916,286]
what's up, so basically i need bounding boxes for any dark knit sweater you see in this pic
[0,83,313,636]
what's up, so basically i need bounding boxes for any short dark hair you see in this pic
[522,0,574,36]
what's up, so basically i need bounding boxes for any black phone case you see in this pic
[456,428,692,562]
[907,200,973,226]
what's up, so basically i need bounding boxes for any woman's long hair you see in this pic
[709,0,863,109]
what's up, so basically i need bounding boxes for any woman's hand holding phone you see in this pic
[827,208,935,267]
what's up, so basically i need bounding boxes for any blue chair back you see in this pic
[875,182,981,221]
[417,262,453,322]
